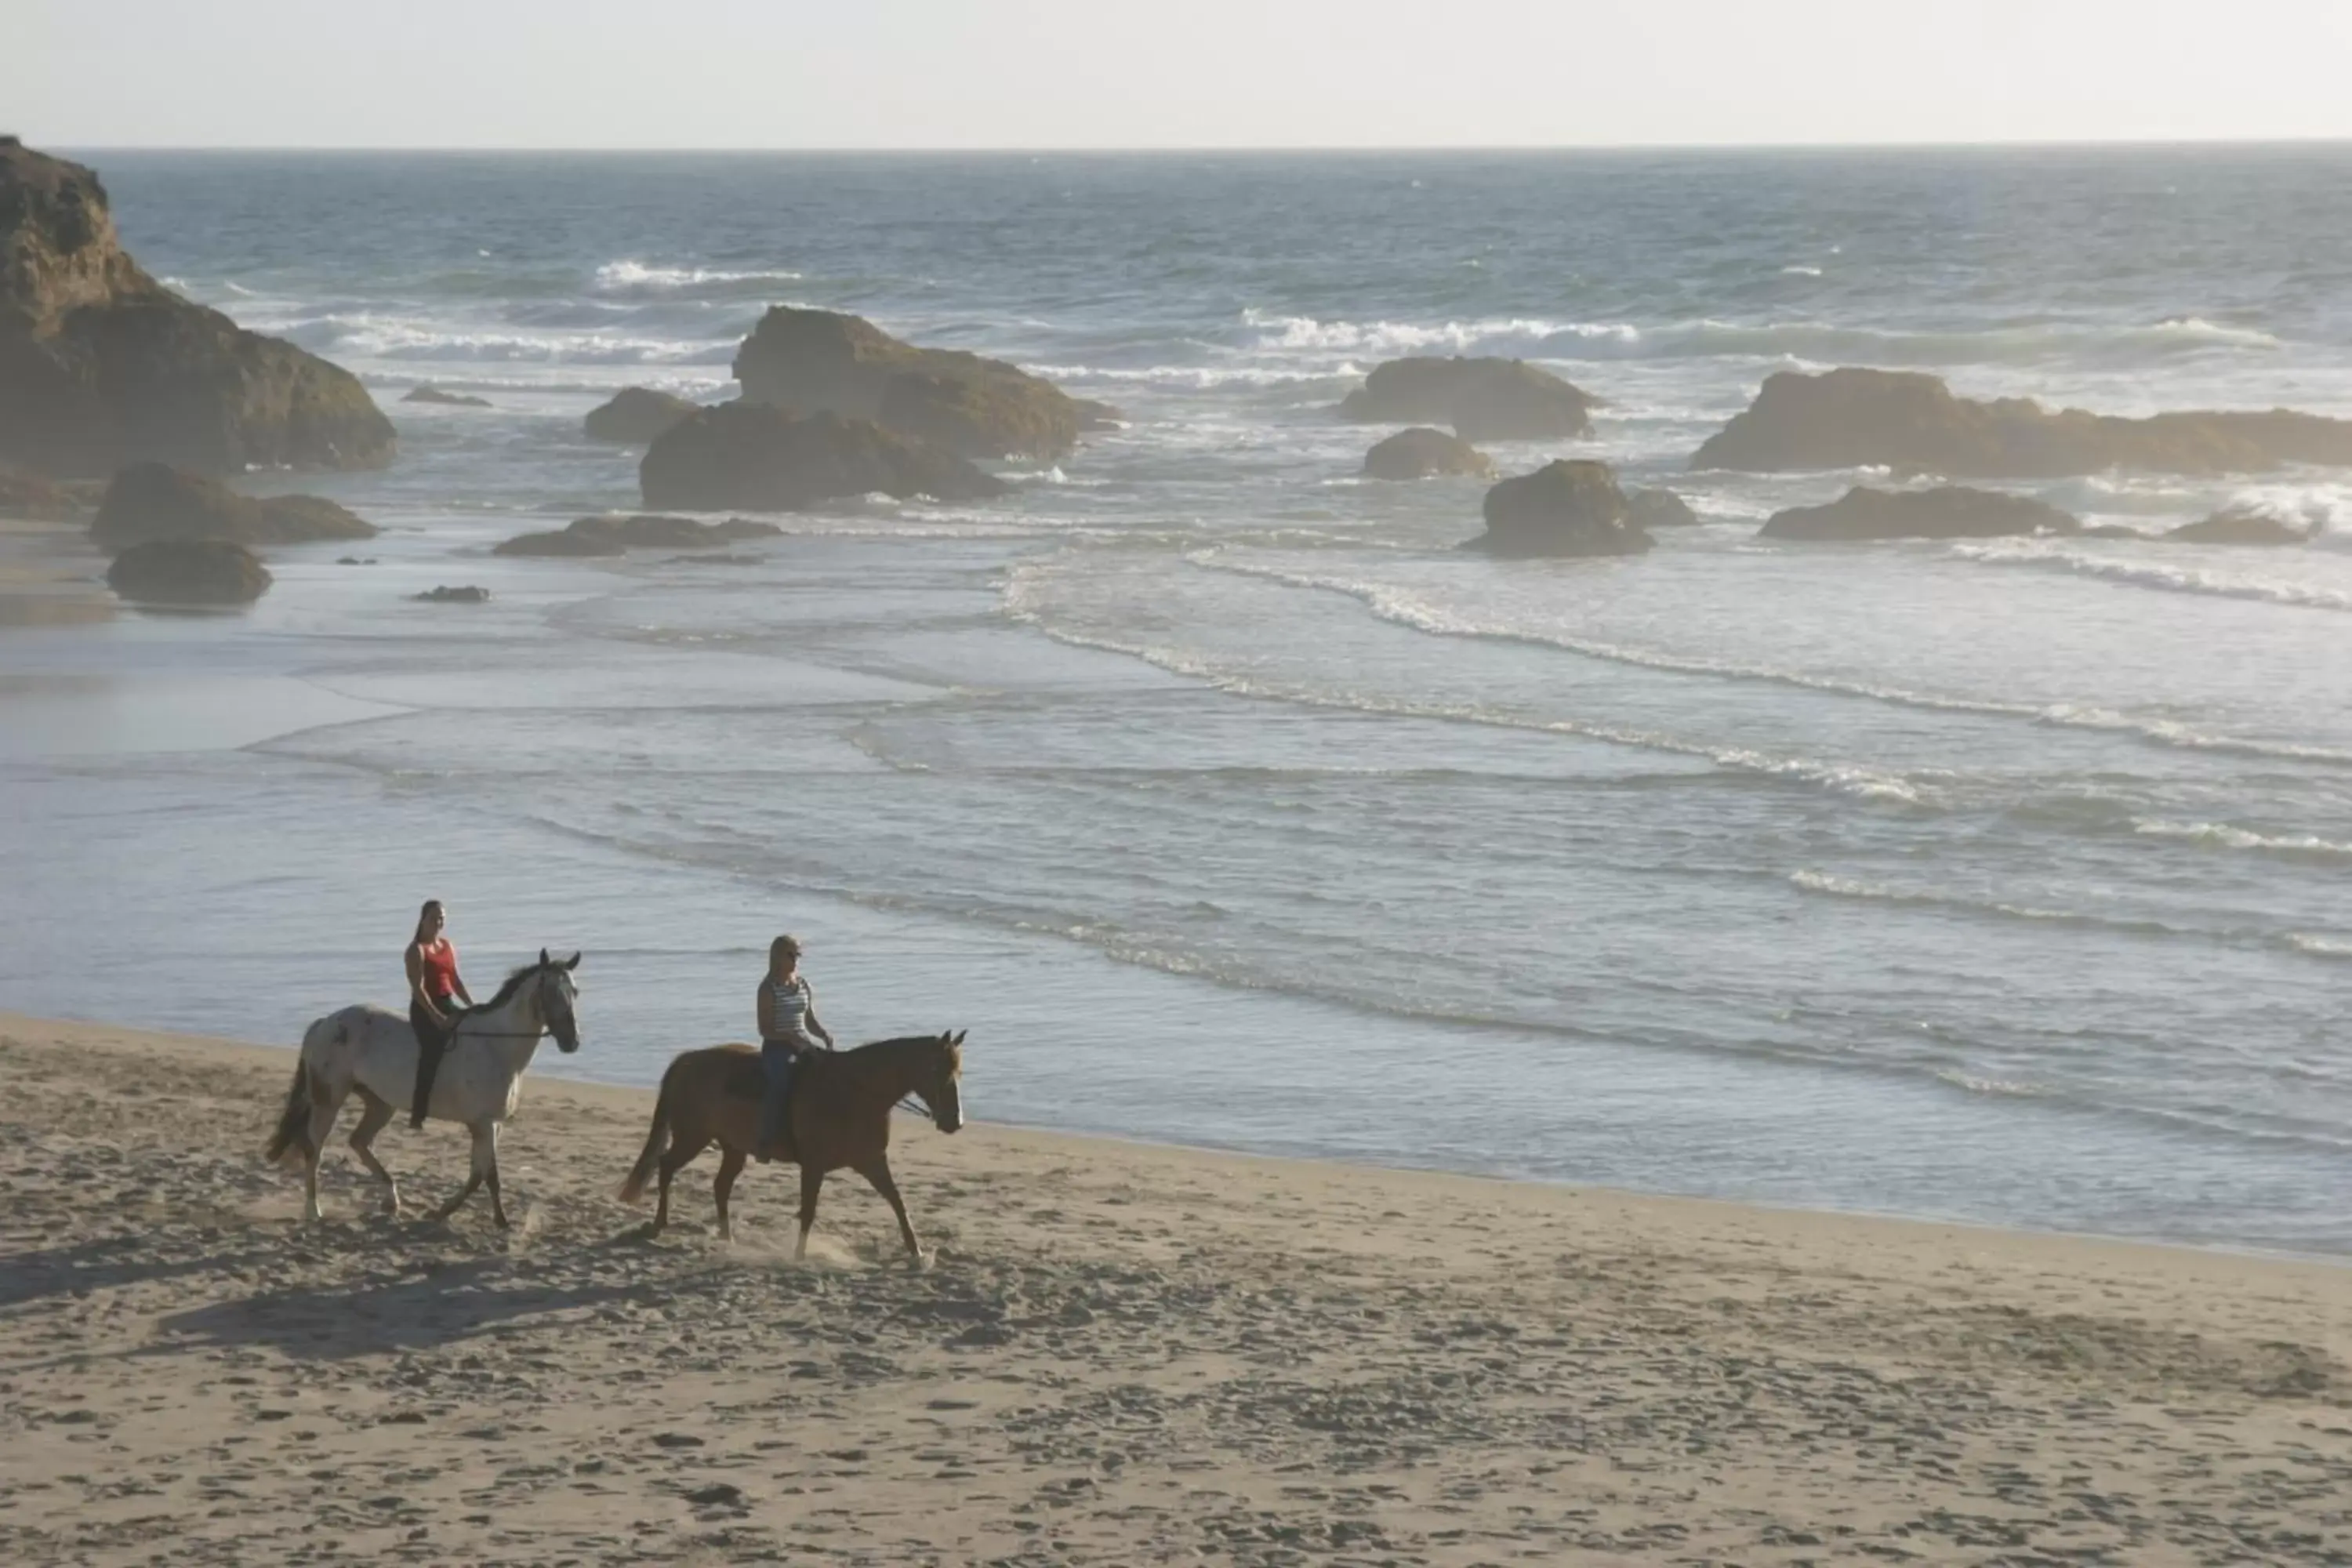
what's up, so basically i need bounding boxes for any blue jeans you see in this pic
[758,1038,805,1153]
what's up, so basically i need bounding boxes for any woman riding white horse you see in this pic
[268,949,582,1227]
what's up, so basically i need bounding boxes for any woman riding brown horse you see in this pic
[619,1030,965,1264]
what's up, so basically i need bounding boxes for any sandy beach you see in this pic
[1,1012,2347,1566]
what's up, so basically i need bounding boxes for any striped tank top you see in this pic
[765,976,811,1043]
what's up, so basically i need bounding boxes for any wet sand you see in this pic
[1,1011,2347,1565]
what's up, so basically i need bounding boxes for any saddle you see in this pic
[724,1047,800,1163]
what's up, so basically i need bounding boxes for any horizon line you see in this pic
[34,135,2352,156]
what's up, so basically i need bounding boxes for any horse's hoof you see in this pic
[908,1250,934,1272]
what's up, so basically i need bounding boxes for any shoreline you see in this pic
[3,1010,2349,1564]
[17,1003,2342,1274]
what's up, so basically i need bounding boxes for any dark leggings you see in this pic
[409,998,452,1127]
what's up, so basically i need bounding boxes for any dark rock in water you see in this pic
[493,511,781,557]
[1362,426,1495,481]
[90,463,376,550]
[1340,358,1599,441]
[2078,524,2145,540]
[401,386,491,408]
[732,307,1114,460]
[1695,367,2352,478]
[584,387,699,445]
[876,372,1087,463]
[493,528,626,558]
[640,401,1008,512]
[1467,460,1653,557]
[107,539,270,604]
[335,555,379,564]
[1761,485,2078,542]
[411,584,490,603]
[0,141,395,477]
[2164,506,2316,546]
[1626,488,1700,528]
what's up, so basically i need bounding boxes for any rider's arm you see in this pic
[804,984,835,1048]
[757,982,775,1043]
[450,956,474,1008]
[405,945,446,1024]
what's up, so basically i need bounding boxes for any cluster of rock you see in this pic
[494,512,782,558]
[82,463,377,605]
[1,139,394,477]
[1759,486,2077,542]
[585,387,699,445]
[1694,368,2352,479]
[91,463,374,550]
[1461,462,1702,557]
[1363,427,1495,481]
[732,307,1117,461]
[106,540,273,606]
[640,403,1007,512]
[402,387,491,408]
[412,585,492,603]
[1341,357,1598,441]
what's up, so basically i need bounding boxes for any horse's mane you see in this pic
[845,1032,960,1063]
[475,959,554,1014]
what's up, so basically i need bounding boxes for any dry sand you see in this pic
[1,1011,2347,1566]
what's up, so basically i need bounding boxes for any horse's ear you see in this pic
[564,951,581,971]
[953,1029,967,1046]
[539,947,550,967]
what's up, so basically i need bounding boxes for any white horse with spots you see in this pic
[267,950,582,1226]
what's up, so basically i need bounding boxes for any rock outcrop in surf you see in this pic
[106,539,272,604]
[1627,488,1700,528]
[495,512,782,557]
[1760,485,2078,542]
[731,307,1115,460]
[2164,507,2318,546]
[1465,459,1653,557]
[584,387,699,445]
[1695,368,2352,478]
[1363,427,1495,480]
[401,387,490,408]
[0,140,395,477]
[639,402,1009,512]
[90,463,376,550]
[1341,357,1599,441]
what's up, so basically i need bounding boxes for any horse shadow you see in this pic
[0,1233,291,1311]
[154,1254,657,1361]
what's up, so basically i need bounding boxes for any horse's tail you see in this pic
[618,1059,678,1204]
[264,1058,313,1167]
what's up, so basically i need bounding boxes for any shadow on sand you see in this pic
[153,1251,672,1359]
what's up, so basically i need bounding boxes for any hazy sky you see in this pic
[13,0,2352,150]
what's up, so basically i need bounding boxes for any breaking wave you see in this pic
[1951,539,2352,612]
[1236,308,2284,368]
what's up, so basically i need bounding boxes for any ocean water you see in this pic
[5,149,2350,1254]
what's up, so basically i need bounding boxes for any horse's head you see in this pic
[918,1029,966,1134]
[535,948,583,1054]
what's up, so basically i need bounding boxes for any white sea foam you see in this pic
[282,312,735,366]
[2287,932,2352,959]
[592,259,804,292]
[1002,561,1931,806]
[2132,819,2352,862]
[1022,361,1356,390]
[1235,308,2284,368]
[1780,265,1824,278]
[1951,539,2352,612]
[1189,550,2352,768]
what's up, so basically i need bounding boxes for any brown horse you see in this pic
[619,1030,964,1264]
